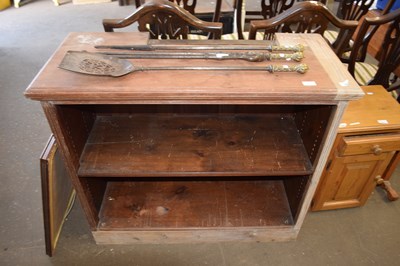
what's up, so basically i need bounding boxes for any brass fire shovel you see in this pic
[59,51,308,77]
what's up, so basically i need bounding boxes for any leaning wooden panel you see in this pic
[40,135,75,256]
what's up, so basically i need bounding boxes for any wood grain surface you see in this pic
[24,33,363,104]
[78,113,312,177]
[98,179,294,229]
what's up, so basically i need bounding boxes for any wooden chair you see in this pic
[223,0,330,40]
[135,0,194,12]
[347,8,400,102]
[134,0,222,26]
[238,0,297,39]
[323,0,396,61]
[248,1,359,57]
[223,0,296,40]
[103,0,223,40]
[324,0,374,44]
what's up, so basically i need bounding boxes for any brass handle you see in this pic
[372,145,382,155]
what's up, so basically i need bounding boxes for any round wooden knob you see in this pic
[375,175,383,184]
[372,145,382,155]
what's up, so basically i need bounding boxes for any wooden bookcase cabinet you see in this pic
[25,33,364,245]
[48,103,333,242]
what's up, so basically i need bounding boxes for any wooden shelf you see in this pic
[78,114,313,177]
[98,179,294,230]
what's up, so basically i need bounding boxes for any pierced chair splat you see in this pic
[103,0,223,40]
[223,0,297,40]
[248,1,359,58]
[347,8,400,102]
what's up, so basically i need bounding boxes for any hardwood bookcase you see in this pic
[25,32,363,247]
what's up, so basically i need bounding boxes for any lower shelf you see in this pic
[97,179,294,231]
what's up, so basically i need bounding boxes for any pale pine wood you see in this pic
[339,85,400,134]
[312,85,400,211]
[312,151,395,210]
[93,227,298,244]
[338,134,400,156]
[383,152,400,180]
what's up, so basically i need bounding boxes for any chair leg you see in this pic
[118,0,130,6]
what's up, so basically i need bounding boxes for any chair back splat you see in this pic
[235,0,296,40]
[135,0,222,23]
[248,1,358,57]
[348,8,400,91]
[338,0,374,20]
[103,0,223,39]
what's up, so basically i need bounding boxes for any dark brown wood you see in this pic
[134,0,235,34]
[332,0,374,61]
[234,0,296,39]
[347,0,396,61]
[40,135,75,256]
[78,113,313,177]
[283,175,310,221]
[169,0,197,15]
[347,8,400,97]
[248,1,359,58]
[23,33,363,246]
[24,33,363,104]
[294,105,333,165]
[41,103,99,229]
[360,10,400,77]
[337,0,374,20]
[98,179,294,230]
[103,0,223,39]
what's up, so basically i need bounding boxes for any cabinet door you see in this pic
[312,151,395,211]
[40,135,75,256]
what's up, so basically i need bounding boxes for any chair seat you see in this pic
[324,30,354,46]
[355,62,398,99]
[324,30,353,61]
[323,30,339,45]
[354,62,378,86]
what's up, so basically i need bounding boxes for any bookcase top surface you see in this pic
[24,32,363,104]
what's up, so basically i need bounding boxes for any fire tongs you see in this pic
[59,51,308,77]
[99,51,304,62]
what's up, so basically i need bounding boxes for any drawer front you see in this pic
[339,133,400,156]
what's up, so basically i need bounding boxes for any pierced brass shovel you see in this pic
[59,51,308,77]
